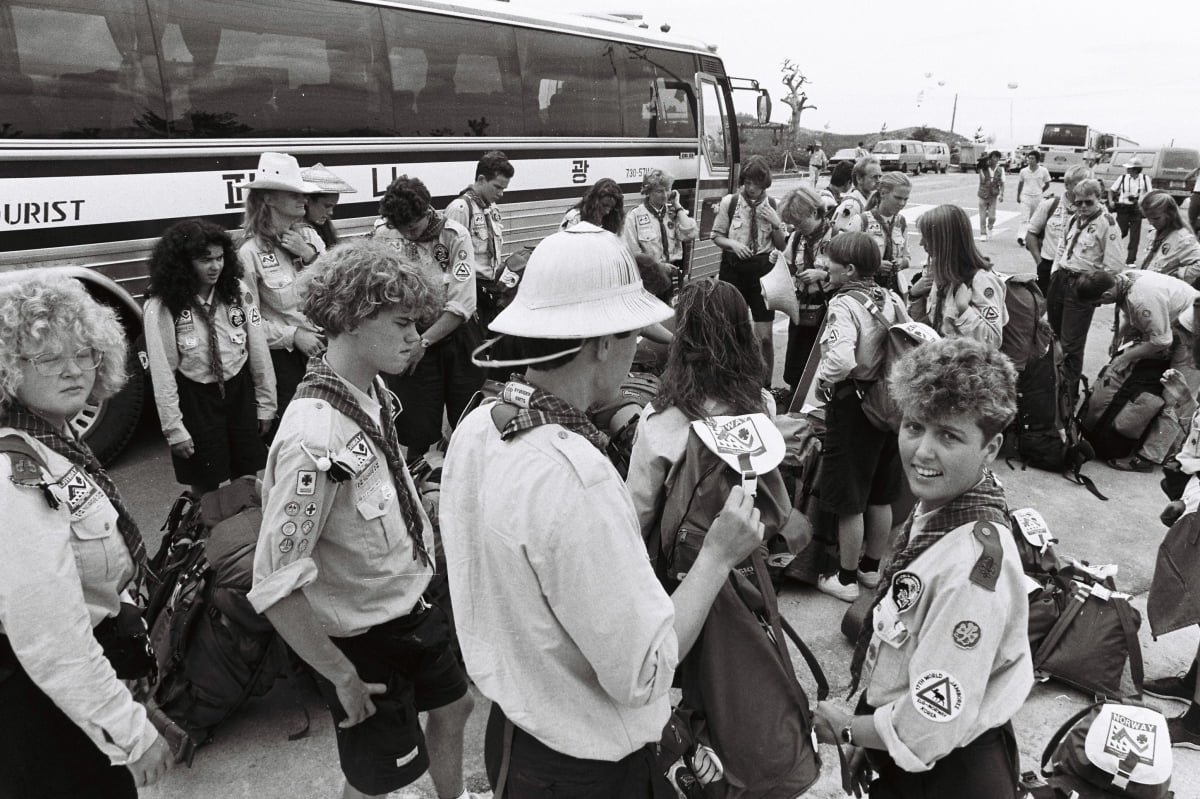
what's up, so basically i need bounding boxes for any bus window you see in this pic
[152,0,388,137]
[616,46,697,138]
[2,0,164,138]
[699,78,730,168]
[519,29,620,137]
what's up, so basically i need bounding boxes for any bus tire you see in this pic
[76,346,145,465]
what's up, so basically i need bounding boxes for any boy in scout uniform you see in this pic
[817,337,1033,799]
[248,241,481,799]
[1046,177,1126,407]
[621,169,698,299]
[370,175,485,459]
[444,151,515,332]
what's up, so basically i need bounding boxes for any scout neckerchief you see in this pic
[496,378,609,453]
[411,209,446,245]
[1063,208,1103,262]
[1142,231,1169,270]
[848,470,1008,694]
[741,189,767,250]
[196,289,225,398]
[291,358,431,568]
[463,189,497,264]
[790,221,832,302]
[646,200,671,259]
[3,401,149,591]
[872,210,896,262]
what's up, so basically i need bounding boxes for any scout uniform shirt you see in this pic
[1141,228,1200,285]
[1028,195,1070,264]
[0,431,155,766]
[712,192,778,255]
[623,201,698,264]
[815,285,909,386]
[370,216,477,321]
[1117,270,1199,348]
[238,227,326,350]
[142,281,277,446]
[929,270,1008,349]
[445,193,504,281]
[1054,209,1126,275]
[864,515,1033,771]
[247,377,434,637]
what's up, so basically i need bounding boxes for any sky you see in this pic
[517,0,1198,148]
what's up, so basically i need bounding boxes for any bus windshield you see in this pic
[872,142,900,154]
[1041,124,1088,147]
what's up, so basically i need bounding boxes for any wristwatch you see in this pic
[419,338,433,349]
[840,722,855,746]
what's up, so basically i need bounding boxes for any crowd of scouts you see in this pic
[2,142,1200,799]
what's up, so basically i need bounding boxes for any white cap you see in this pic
[488,223,673,339]
[236,152,320,193]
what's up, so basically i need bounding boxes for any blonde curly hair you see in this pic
[888,337,1016,439]
[299,240,441,335]
[0,275,128,411]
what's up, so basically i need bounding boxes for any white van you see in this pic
[872,140,926,173]
[922,142,950,174]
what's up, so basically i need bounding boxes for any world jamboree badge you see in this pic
[911,669,964,723]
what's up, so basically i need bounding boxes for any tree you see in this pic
[910,125,937,142]
[779,60,816,146]
[973,126,986,144]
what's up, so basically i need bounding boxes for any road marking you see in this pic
[900,204,1020,232]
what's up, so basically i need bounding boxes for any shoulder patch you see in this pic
[453,262,472,282]
[983,287,994,299]
[912,669,964,723]
[969,520,1004,591]
[952,620,982,649]
[891,571,923,612]
[982,307,999,321]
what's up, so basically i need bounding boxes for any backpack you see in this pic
[845,289,939,431]
[1005,340,1106,500]
[1030,702,1173,798]
[654,414,828,797]
[1001,273,1052,371]
[146,479,290,763]
[1080,358,1171,462]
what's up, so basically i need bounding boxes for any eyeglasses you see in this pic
[1074,197,1100,207]
[21,347,103,376]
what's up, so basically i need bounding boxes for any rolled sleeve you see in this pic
[675,209,698,242]
[1101,219,1127,274]
[142,298,189,446]
[711,196,732,238]
[242,281,277,421]
[816,299,859,385]
[947,272,1006,347]
[0,462,157,765]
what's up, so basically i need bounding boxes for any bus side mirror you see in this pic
[757,91,771,125]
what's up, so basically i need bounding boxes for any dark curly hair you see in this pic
[655,279,768,419]
[147,219,241,318]
[379,175,431,228]
[573,178,625,234]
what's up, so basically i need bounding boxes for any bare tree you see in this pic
[780,60,816,146]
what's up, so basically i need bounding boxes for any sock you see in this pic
[1183,702,1200,733]
[837,568,857,586]
[859,556,880,573]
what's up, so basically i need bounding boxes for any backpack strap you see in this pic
[844,289,893,330]
[1038,700,1106,777]
[0,433,59,510]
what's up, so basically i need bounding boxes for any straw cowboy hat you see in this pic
[235,152,320,193]
[301,163,357,194]
[488,223,672,340]
[1125,156,1146,169]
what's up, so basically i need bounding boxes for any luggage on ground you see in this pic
[1001,273,1053,371]
[1148,510,1200,637]
[1080,358,1171,462]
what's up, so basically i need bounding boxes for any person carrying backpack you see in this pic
[816,337,1034,799]
[143,219,276,495]
[814,233,911,602]
[0,276,170,797]
[860,173,912,296]
[246,241,481,799]
[439,224,764,797]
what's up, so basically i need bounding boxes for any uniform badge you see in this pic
[278,538,294,553]
[244,291,253,306]
[457,249,469,262]
[1087,225,1096,235]
[296,539,310,555]
[983,287,994,299]
[345,434,373,468]
[387,239,404,253]
[179,309,193,322]
[1142,309,1152,319]
[1163,244,1171,255]
[983,307,999,321]
[229,306,246,327]
[304,502,318,516]
[58,467,96,515]
[434,244,450,264]
[296,470,316,495]
[891,571,923,612]
[182,335,198,349]
[250,307,261,325]
[259,252,280,269]
[952,620,982,649]
[301,520,315,534]
[281,522,297,536]
[285,501,300,516]
[452,262,472,282]
[911,669,964,723]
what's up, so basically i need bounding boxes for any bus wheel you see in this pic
[72,346,145,465]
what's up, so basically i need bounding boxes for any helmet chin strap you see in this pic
[470,336,583,369]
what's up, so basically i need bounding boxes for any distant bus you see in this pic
[1038,123,1139,179]
[0,0,769,462]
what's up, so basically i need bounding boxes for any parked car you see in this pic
[828,147,859,172]
[922,142,951,173]
[872,139,926,173]
[1094,146,1200,205]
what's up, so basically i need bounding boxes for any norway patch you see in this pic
[912,670,964,723]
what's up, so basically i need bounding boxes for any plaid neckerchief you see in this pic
[848,470,1008,694]
[3,401,149,592]
[1064,208,1103,262]
[196,292,225,398]
[292,358,431,568]
[498,379,610,453]
[410,209,446,244]
[464,189,497,263]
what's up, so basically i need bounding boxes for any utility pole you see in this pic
[950,93,958,134]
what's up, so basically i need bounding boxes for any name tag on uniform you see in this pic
[258,252,280,269]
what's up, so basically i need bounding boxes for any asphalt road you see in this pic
[107,170,1199,798]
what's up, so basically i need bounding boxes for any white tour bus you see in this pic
[1037,122,1139,180]
[0,0,769,461]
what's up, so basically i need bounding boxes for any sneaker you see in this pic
[857,568,880,588]
[1168,715,1200,750]
[1145,671,1196,703]
[817,574,860,602]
